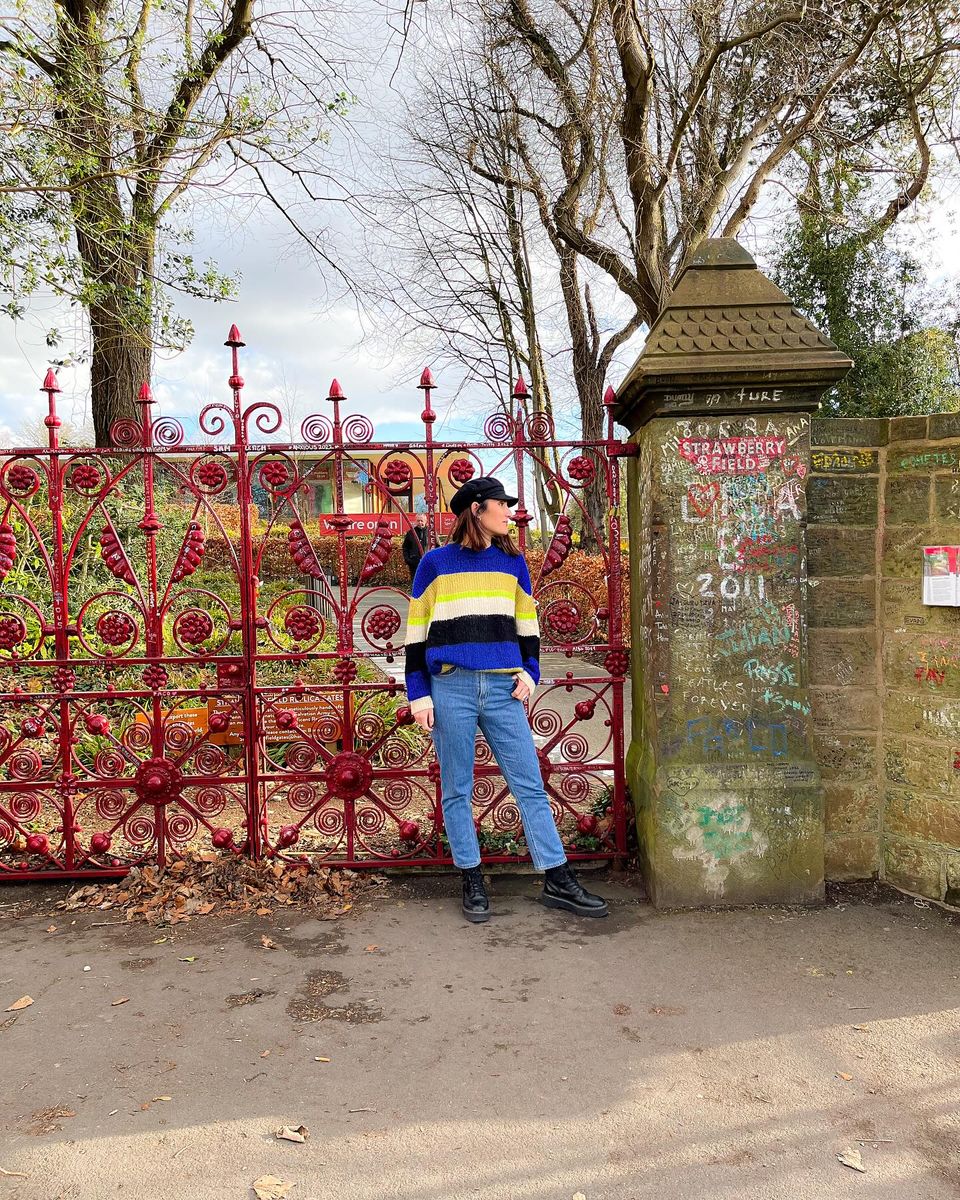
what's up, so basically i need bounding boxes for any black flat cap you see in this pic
[450,476,519,516]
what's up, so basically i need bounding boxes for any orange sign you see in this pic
[134,698,341,747]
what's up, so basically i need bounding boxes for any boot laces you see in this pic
[463,867,486,900]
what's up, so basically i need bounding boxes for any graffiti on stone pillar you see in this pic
[670,792,769,897]
[655,415,814,747]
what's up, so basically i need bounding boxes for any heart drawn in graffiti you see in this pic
[782,455,807,479]
[687,482,720,517]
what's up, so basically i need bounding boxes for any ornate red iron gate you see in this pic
[0,330,631,880]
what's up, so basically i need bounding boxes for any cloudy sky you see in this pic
[1,6,958,450]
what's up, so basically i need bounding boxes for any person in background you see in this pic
[402,512,428,582]
[404,476,608,924]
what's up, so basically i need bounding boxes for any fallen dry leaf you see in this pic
[275,1124,309,1144]
[29,1105,75,1134]
[5,996,33,1012]
[111,997,130,1007]
[260,935,279,950]
[45,925,57,934]
[53,853,372,928]
[252,1174,295,1200]
[837,1072,853,1081]
[837,1147,866,1172]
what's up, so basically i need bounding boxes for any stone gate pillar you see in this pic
[614,239,852,907]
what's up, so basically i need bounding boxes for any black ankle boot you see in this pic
[461,866,490,923]
[541,863,609,918]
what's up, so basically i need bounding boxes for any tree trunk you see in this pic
[90,303,151,446]
[578,369,607,555]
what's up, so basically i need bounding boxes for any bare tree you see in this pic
[486,0,959,325]
[0,0,354,443]
[363,34,638,540]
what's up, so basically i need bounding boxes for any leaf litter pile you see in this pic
[55,852,387,925]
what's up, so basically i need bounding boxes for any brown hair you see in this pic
[448,500,520,555]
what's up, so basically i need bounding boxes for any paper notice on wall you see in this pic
[923,546,960,606]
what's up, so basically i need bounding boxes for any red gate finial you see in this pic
[225,324,245,414]
[41,368,61,449]
[419,367,436,425]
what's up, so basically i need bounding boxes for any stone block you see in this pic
[813,733,877,782]
[928,414,960,441]
[884,691,960,742]
[885,583,960,634]
[806,476,878,526]
[810,687,879,735]
[824,784,880,834]
[883,631,960,697]
[883,837,943,899]
[889,416,928,442]
[808,629,876,687]
[645,773,824,908]
[883,736,952,794]
[811,448,879,473]
[808,578,875,627]
[885,476,930,525]
[888,443,960,473]
[884,787,960,845]
[880,525,960,579]
[945,854,960,907]
[825,833,879,880]
[811,418,888,447]
[806,527,876,578]
[933,476,960,522]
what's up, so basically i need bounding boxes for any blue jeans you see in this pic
[429,667,567,871]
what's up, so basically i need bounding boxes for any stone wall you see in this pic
[809,415,960,904]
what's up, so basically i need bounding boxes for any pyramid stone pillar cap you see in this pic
[612,238,852,433]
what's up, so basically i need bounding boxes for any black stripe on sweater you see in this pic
[518,634,540,662]
[405,642,427,673]
[427,614,520,646]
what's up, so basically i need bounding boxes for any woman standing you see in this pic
[404,476,608,923]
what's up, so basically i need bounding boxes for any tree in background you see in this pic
[0,1,351,444]
[775,212,960,417]
[773,163,960,417]
[369,0,960,427]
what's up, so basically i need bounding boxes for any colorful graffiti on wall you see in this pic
[643,414,818,894]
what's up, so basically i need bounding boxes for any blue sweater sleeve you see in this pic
[404,553,437,710]
[514,556,541,686]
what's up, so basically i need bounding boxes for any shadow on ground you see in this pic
[1,872,958,1199]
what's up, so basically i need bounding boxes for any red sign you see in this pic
[315,513,455,536]
[678,437,786,475]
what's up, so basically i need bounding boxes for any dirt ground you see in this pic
[0,871,958,1200]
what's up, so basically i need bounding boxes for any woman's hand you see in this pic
[511,675,531,702]
[413,705,434,731]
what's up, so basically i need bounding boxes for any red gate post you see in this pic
[226,325,263,860]
[41,370,75,871]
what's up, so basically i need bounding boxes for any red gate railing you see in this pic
[0,329,631,879]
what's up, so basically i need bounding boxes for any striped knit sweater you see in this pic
[404,543,540,713]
